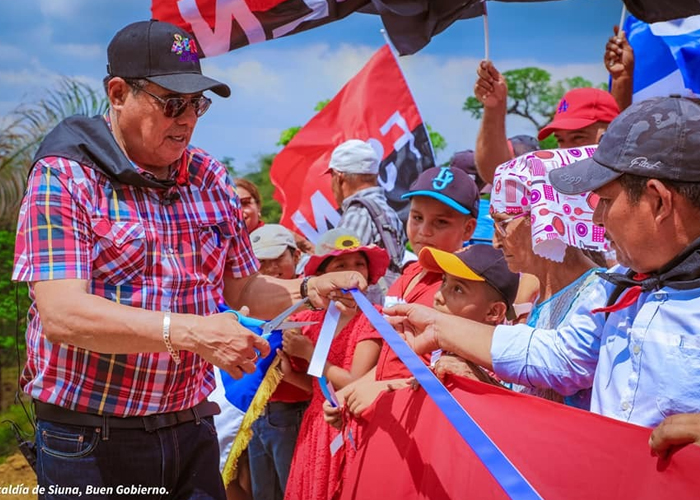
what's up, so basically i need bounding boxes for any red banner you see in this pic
[341,376,700,499]
[269,45,434,243]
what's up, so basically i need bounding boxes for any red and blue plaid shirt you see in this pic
[13,146,259,416]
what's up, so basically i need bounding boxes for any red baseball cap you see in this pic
[538,88,620,141]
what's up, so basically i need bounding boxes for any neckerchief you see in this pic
[592,236,700,314]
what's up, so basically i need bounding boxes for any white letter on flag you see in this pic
[291,190,341,244]
[178,0,265,56]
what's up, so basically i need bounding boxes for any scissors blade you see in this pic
[276,321,318,330]
[262,297,311,335]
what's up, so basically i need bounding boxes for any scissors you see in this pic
[219,297,318,338]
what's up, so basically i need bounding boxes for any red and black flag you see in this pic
[269,45,434,242]
[152,0,368,57]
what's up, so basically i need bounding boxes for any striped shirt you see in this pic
[339,186,406,259]
[13,147,259,416]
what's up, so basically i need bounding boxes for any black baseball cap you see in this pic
[419,245,520,316]
[107,20,231,97]
[449,150,486,191]
[401,166,480,218]
[550,96,700,195]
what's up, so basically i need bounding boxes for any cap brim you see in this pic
[304,246,390,285]
[401,191,473,216]
[549,156,622,195]
[537,117,597,140]
[418,247,484,282]
[254,244,288,260]
[147,73,231,97]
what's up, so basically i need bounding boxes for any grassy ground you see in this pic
[0,364,34,464]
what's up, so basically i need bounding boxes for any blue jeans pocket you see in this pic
[39,421,100,459]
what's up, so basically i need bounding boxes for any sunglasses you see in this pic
[129,82,212,118]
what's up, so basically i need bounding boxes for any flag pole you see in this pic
[618,3,627,37]
[483,1,490,60]
[378,29,437,162]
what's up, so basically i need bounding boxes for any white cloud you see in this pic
[193,44,610,167]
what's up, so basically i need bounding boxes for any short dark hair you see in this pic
[619,173,700,210]
[103,76,148,96]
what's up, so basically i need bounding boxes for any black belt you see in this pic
[34,400,220,433]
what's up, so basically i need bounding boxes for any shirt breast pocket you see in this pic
[91,219,147,285]
[198,220,233,285]
[657,334,700,417]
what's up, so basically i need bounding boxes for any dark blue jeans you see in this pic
[248,401,308,500]
[36,416,225,500]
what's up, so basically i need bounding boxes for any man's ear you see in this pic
[485,301,507,325]
[292,248,302,266]
[646,179,674,224]
[107,77,130,109]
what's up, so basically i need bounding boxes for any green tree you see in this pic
[463,67,605,134]
[243,154,282,223]
[0,79,108,230]
[0,79,107,409]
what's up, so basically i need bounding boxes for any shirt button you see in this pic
[621,401,631,411]
[632,345,641,355]
[168,247,175,254]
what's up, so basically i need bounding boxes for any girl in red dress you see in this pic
[280,228,389,500]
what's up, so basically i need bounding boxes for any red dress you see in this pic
[284,308,381,500]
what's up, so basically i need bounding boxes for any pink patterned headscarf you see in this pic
[490,146,608,263]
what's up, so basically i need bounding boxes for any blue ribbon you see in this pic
[350,289,543,500]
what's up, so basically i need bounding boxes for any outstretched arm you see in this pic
[474,60,511,185]
[605,26,634,112]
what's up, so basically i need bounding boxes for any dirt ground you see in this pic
[0,452,37,500]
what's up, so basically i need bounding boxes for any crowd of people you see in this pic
[11,16,700,500]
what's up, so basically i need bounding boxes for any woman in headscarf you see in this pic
[490,146,609,409]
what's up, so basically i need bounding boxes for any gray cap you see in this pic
[250,224,297,260]
[550,96,700,195]
[327,140,380,175]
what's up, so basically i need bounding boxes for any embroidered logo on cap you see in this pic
[432,167,455,191]
[557,100,569,114]
[171,34,198,62]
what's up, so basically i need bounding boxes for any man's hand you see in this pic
[649,413,700,458]
[474,60,508,110]
[190,312,270,380]
[383,303,442,355]
[605,26,634,81]
[306,271,367,313]
[282,328,314,361]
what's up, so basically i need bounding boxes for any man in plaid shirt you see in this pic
[13,20,365,500]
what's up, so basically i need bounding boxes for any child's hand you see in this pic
[276,349,293,377]
[345,380,390,417]
[322,399,343,430]
[282,328,314,361]
[433,353,477,381]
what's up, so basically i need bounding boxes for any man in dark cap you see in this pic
[13,20,363,499]
[385,97,700,442]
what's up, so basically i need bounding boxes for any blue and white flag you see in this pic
[624,14,700,101]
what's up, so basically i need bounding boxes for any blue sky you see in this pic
[1,0,624,171]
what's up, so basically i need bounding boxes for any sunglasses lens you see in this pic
[193,97,211,117]
[164,98,187,118]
